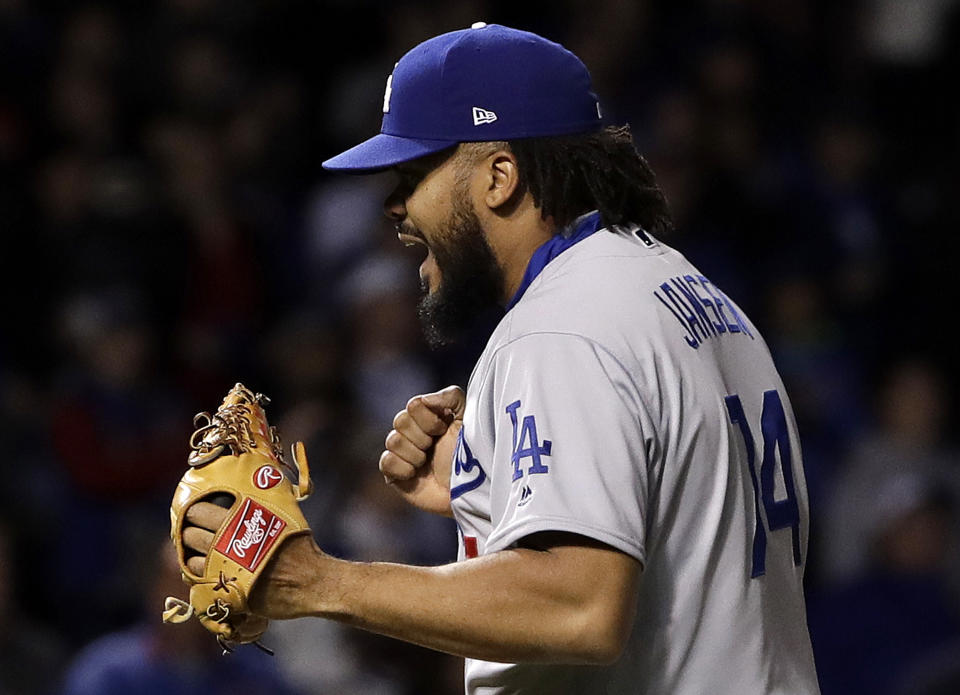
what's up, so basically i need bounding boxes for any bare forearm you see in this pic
[288,540,638,665]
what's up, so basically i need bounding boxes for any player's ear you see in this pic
[483,149,520,211]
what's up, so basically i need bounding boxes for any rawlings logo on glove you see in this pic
[162,383,313,654]
[216,500,285,570]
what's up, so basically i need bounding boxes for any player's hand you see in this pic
[182,501,229,576]
[379,385,465,517]
[182,501,326,621]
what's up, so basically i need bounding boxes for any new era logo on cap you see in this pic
[472,107,497,126]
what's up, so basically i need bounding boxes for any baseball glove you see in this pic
[162,383,313,653]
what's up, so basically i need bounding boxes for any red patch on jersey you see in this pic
[463,535,478,559]
[214,498,286,571]
[254,465,283,490]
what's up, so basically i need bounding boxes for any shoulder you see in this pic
[471,229,685,397]
[496,228,687,351]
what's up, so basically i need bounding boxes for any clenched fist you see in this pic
[379,385,465,517]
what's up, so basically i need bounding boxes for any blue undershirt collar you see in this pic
[505,210,603,311]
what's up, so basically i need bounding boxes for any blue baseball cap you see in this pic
[322,22,602,172]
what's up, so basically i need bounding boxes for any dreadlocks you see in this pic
[507,125,674,236]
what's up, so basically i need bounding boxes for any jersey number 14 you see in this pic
[725,390,802,578]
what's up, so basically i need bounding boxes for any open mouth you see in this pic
[397,231,436,287]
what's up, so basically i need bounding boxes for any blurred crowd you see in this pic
[1,0,959,693]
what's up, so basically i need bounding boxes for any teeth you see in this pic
[398,233,427,249]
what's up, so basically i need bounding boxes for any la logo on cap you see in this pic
[382,62,399,114]
[472,106,497,126]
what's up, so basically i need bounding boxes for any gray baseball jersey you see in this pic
[449,211,820,694]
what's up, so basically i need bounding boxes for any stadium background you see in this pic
[1,0,959,693]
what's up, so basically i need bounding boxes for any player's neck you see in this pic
[482,199,556,305]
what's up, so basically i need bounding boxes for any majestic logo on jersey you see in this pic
[450,428,487,500]
[518,484,534,506]
[505,400,552,482]
[653,274,754,350]
[472,107,498,125]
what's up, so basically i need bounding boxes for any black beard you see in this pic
[417,202,503,348]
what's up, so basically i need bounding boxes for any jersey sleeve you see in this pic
[482,332,651,566]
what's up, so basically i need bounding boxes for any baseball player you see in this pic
[183,23,820,693]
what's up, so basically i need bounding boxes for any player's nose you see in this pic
[383,184,407,222]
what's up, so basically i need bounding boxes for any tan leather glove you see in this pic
[162,383,312,654]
